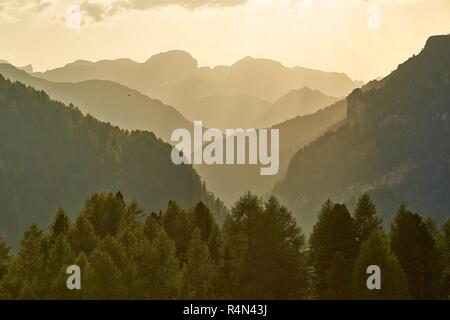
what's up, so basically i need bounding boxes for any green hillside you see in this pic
[275,35,450,230]
[0,75,225,246]
[0,64,192,142]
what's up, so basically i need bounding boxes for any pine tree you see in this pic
[0,234,10,280]
[82,192,126,237]
[68,214,98,255]
[138,228,181,299]
[192,201,214,243]
[46,235,76,296]
[309,202,357,299]
[162,200,182,239]
[207,225,224,265]
[162,200,193,260]
[89,248,126,299]
[2,224,46,299]
[223,192,263,298]
[438,218,450,299]
[442,218,450,263]
[123,199,145,229]
[206,225,225,298]
[98,236,138,299]
[248,197,307,299]
[144,214,162,243]
[390,205,440,299]
[216,245,237,299]
[326,252,350,299]
[353,193,382,246]
[118,228,139,260]
[182,228,215,299]
[228,193,263,263]
[352,230,409,299]
[230,192,262,229]
[268,196,308,299]
[222,195,307,299]
[49,252,87,300]
[50,207,71,237]
[72,252,93,299]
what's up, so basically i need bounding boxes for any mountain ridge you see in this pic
[0,74,227,246]
[274,35,450,231]
[33,50,362,107]
[256,87,339,127]
[0,63,193,142]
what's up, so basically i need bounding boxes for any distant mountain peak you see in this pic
[421,34,450,58]
[0,60,33,73]
[65,59,93,67]
[20,64,33,73]
[287,86,318,95]
[277,86,337,102]
[144,50,198,67]
[232,56,284,68]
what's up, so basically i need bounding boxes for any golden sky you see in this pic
[1,0,449,81]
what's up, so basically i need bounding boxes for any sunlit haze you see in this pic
[1,0,449,81]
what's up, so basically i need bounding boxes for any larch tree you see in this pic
[352,230,409,299]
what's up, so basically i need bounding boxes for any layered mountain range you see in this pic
[0,74,225,246]
[0,64,192,142]
[1,35,448,241]
[33,51,361,128]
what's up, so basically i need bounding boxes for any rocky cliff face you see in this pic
[274,35,450,231]
[346,88,369,125]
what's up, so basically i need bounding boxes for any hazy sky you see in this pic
[1,0,449,81]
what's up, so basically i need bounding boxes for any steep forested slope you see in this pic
[0,64,192,142]
[0,75,224,246]
[275,35,450,230]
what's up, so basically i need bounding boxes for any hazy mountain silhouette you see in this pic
[0,63,192,142]
[180,94,271,128]
[33,51,198,103]
[0,74,227,246]
[256,87,339,127]
[34,51,361,110]
[196,99,347,205]
[274,35,450,231]
[0,59,33,73]
[220,56,359,100]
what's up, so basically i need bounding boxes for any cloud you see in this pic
[31,1,51,12]
[0,0,51,13]
[80,0,250,21]
[81,1,108,22]
[126,0,249,10]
